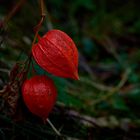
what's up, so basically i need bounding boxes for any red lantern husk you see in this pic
[32,29,79,80]
[22,75,57,119]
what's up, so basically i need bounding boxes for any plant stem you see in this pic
[32,0,46,46]
[39,0,46,17]
[92,68,131,105]
[32,17,44,46]
[46,118,61,136]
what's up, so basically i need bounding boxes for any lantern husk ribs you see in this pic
[32,30,79,80]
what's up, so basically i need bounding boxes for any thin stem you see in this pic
[92,69,130,105]
[32,0,46,46]
[46,118,61,136]
[39,0,53,30]
[39,0,46,17]
[116,68,131,90]
[32,17,44,46]
[80,76,114,91]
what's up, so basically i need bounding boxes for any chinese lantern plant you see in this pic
[22,75,57,120]
[22,29,79,120]
[0,0,79,137]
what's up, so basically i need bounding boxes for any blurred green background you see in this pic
[0,0,140,139]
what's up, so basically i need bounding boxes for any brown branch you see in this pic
[39,0,46,17]
[32,0,46,46]
[32,16,45,46]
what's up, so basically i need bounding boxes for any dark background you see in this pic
[0,0,140,139]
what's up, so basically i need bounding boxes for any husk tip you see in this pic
[73,71,79,80]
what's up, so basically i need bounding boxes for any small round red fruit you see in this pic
[22,75,57,119]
